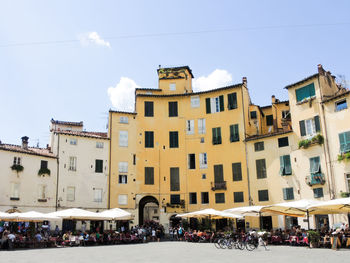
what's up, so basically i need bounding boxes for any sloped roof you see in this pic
[0,144,56,158]
[55,130,109,140]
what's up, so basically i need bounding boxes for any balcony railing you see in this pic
[306,173,325,186]
[211,181,227,191]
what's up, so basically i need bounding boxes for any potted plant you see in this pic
[11,164,24,173]
[38,167,51,176]
[308,230,320,248]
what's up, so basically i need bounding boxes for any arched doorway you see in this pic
[138,195,159,226]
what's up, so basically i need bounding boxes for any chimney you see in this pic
[242,77,247,84]
[271,95,276,104]
[317,64,325,75]
[21,136,29,149]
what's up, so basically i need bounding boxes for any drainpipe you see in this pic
[108,113,112,209]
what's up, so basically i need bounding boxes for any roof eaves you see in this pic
[284,73,319,89]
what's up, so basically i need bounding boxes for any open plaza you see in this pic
[2,242,350,263]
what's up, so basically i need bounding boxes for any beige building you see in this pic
[0,136,57,213]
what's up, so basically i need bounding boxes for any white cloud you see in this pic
[193,69,233,92]
[79,32,111,48]
[107,77,140,112]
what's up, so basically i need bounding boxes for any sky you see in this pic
[1,0,350,147]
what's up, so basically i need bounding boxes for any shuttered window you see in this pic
[144,101,154,117]
[254,142,264,151]
[212,127,222,145]
[201,192,209,204]
[188,154,196,169]
[309,157,321,174]
[258,190,269,201]
[227,92,237,110]
[189,193,197,204]
[214,165,224,183]
[266,115,273,126]
[95,159,103,173]
[339,131,350,153]
[295,83,315,102]
[256,159,267,179]
[198,119,206,134]
[279,155,292,176]
[145,167,154,185]
[230,124,239,142]
[278,137,289,147]
[145,131,154,148]
[205,96,224,114]
[199,153,208,169]
[234,192,244,203]
[119,131,128,147]
[313,188,324,198]
[186,120,194,135]
[170,167,180,191]
[170,194,180,204]
[232,162,242,181]
[250,111,257,119]
[283,187,294,200]
[299,116,320,137]
[215,193,225,204]
[168,101,178,117]
[169,131,179,148]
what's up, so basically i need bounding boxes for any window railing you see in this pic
[211,181,227,191]
[306,173,325,186]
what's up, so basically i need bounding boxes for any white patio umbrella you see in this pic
[224,206,266,217]
[307,197,350,214]
[98,208,133,220]
[14,211,60,222]
[261,199,324,229]
[177,208,242,219]
[0,211,17,221]
[47,208,105,221]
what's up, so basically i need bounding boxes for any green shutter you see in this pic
[232,93,237,109]
[279,156,285,176]
[308,83,316,97]
[314,115,320,132]
[234,124,239,141]
[284,155,292,175]
[299,120,306,136]
[219,95,224,112]
[232,163,242,181]
[214,165,224,182]
[227,93,233,109]
[206,98,211,114]
[218,127,222,144]
[283,188,287,200]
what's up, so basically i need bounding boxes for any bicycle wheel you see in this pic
[246,241,257,251]
[237,241,245,250]
[219,239,227,249]
[226,239,233,249]
[214,239,222,249]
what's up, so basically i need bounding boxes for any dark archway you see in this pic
[138,195,159,226]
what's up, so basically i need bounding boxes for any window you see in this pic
[191,96,200,108]
[202,174,206,179]
[229,124,239,142]
[346,174,350,192]
[119,131,128,147]
[38,185,47,200]
[95,159,103,173]
[205,96,224,114]
[278,137,289,147]
[256,159,267,179]
[280,155,292,176]
[145,167,154,185]
[254,142,264,152]
[96,142,104,148]
[67,186,75,201]
[258,190,269,202]
[186,120,194,135]
[119,116,129,123]
[299,116,320,137]
[283,187,294,200]
[214,164,224,183]
[201,192,209,204]
[119,162,128,173]
[69,157,77,171]
[189,193,197,204]
[94,188,102,202]
[10,182,20,199]
[309,156,321,174]
[170,194,180,204]
[282,110,290,120]
[250,111,257,119]
[339,131,350,153]
[145,131,154,148]
[144,101,154,117]
[168,101,178,117]
[118,194,128,205]
[40,160,48,169]
[188,154,196,169]
[199,153,208,169]
[234,192,244,203]
[313,188,324,198]
[227,92,237,110]
[70,139,77,145]
[295,83,315,102]
[133,154,136,165]
[169,131,179,148]
[266,115,273,126]
[13,157,21,165]
[198,119,206,134]
[212,127,222,145]
[169,83,176,91]
[119,174,127,184]
[215,193,225,204]
[170,167,180,191]
[335,99,347,111]
[232,162,242,181]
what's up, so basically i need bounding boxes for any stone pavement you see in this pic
[2,242,349,263]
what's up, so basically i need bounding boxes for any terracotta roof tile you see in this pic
[51,118,83,126]
[0,144,56,158]
[55,130,109,139]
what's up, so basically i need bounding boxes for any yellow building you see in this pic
[109,65,350,230]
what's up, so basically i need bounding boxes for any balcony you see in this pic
[211,181,227,191]
[306,173,325,186]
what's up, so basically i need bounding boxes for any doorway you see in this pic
[138,195,159,226]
